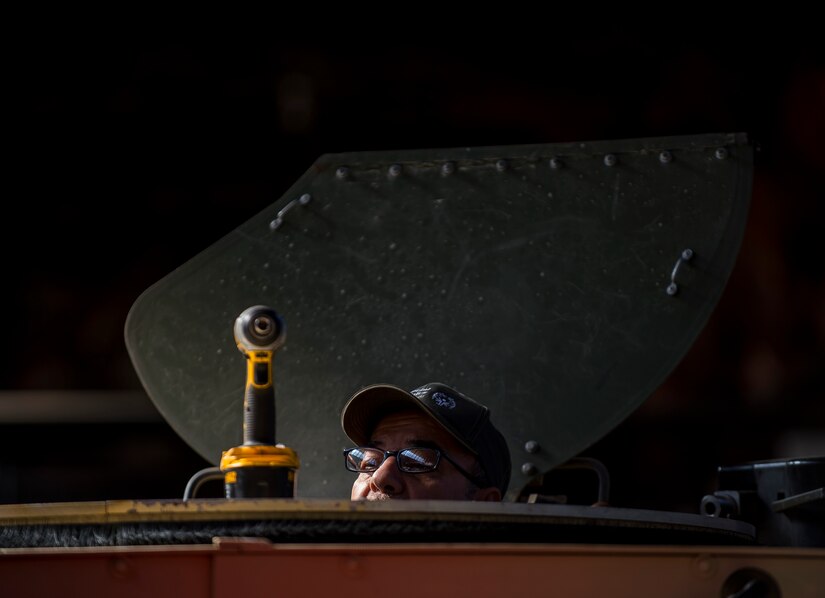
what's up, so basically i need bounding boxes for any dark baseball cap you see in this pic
[341,382,511,495]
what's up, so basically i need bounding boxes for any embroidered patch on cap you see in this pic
[410,386,431,398]
[432,392,456,409]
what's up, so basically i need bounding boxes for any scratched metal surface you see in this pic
[125,133,753,500]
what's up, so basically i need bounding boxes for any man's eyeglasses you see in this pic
[343,446,488,488]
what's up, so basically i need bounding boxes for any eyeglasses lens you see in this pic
[398,448,438,472]
[347,448,382,472]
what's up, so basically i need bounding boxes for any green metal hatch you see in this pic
[125,132,753,501]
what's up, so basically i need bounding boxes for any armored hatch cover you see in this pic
[124,132,753,501]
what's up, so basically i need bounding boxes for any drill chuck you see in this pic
[234,305,285,352]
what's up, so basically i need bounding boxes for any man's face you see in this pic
[350,410,500,501]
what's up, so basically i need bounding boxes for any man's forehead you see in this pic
[369,410,454,446]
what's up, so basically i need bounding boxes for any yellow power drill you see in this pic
[218,305,299,498]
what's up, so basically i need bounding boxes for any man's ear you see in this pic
[472,486,502,502]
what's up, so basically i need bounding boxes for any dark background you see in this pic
[2,24,823,512]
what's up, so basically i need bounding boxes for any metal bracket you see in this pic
[666,248,694,296]
[270,193,312,230]
[771,487,825,513]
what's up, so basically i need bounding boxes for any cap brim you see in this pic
[341,384,430,446]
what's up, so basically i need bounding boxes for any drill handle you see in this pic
[243,352,276,445]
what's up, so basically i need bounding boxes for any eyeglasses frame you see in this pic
[343,446,488,489]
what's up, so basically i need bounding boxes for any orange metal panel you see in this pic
[1,548,212,598]
[1,542,823,598]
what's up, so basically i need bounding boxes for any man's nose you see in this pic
[370,455,404,496]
